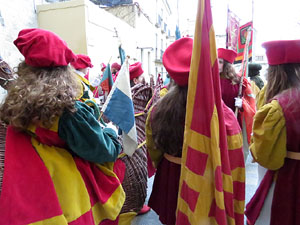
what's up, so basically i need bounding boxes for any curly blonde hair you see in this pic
[0,62,81,131]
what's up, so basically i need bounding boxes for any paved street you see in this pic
[132,155,258,225]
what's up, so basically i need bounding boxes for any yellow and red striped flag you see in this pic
[176,0,245,225]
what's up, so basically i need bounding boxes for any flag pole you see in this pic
[226,4,229,49]
[235,27,252,117]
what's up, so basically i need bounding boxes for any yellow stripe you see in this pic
[118,153,127,158]
[226,215,236,225]
[234,199,245,215]
[222,173,234,194]
[118,212,137,225]
[177,188,218,225]
[92,185,125,223]
[32,138,91,223]
[49,117,59,132]
[227,133,243,150]
[137,140,146,149]
[134,112,145,117]
[27,123,37,134]
[231,167,245,183]
[29,215,68,225]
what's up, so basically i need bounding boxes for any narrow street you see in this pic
[132,156,258,225]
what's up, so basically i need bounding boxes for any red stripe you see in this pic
[208,199,227,225]
[113,159,126,183]
[176,210,192,225]
[68,209,95,225]
[180,180,200,212]
[35,126,66,148]
[0,126,62,225]
[222,104,242,136]
[234,212,245,225]
[68,209,120,225]
[186,146,208,176]
[228,148,244,170]
[233,181,245,201]
[74,158,121,206]
[223,191,234,218]
[190,30,214,137]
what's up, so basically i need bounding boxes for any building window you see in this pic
[155,33,158,60]
[160,39,164,60]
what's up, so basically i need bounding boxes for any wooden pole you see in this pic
[234,27,252,117]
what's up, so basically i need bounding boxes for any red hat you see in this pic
[217,48,237,64]
[71,54,93,69]
[101,63,106,72]
[111,62,121,71]
[129,62,143,80]
[162,37,193,86]
[14,28,76,67]
[262,40,300,65]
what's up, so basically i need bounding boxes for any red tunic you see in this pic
[271,88,300,225]
[220,77,239,112]
[246,88,300,225]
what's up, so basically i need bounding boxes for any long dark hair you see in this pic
[265,63,300,101]
[220,60,240,84]
[151,84,188,157]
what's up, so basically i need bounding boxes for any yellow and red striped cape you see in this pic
[175,0,245,224]
[0,118,127,225]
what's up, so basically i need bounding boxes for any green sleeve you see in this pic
[58,101,121,164]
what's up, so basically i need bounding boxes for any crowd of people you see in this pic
[0,27,299,225]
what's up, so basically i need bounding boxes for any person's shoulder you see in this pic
[222,101,241,135]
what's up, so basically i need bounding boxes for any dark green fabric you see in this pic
[58,101,121,164]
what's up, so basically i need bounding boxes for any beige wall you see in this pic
[37,0,88,54]
[36,0,137,80]
[0,0,41,67]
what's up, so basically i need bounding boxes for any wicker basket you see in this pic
[119,84,156,213]
[120,147,148,213]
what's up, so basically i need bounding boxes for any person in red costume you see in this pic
[111,62,121,82]
[0,28,124,224]
[246,39,300,225]
[71,54,93,80]
[217,48,242,113]
[146,38,245,225]
[71,54,96,101]
[218,48,255,161]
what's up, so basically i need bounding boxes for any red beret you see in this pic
[162,37,193,86]
[111,62,121,71]
[71,54,93,69]
[101,63,106,72]
[217,48,237,64]
[262,40,300,65]
[14,28,76,67]
[129,62,144,80]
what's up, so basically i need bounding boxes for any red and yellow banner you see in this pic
[176,0,245,224]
